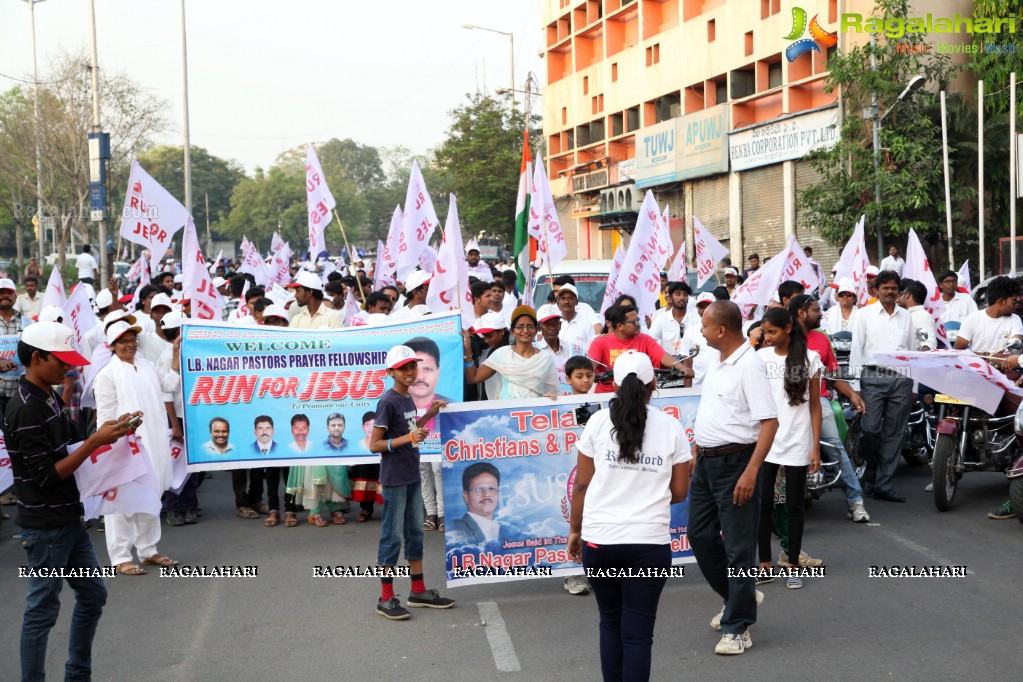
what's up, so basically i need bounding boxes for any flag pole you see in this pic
[333,209,366,301]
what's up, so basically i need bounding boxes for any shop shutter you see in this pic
[556,198,578,259]
[794,160,840,275]
[740,165,784,261]
[692,174,730,251]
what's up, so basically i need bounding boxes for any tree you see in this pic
[798,0,971,266]
[0,50,167,266]
[215,165,305,250]
[134,145,245,239]
[0,87,36,271]
[433,94,533,243]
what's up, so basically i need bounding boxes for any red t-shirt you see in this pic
[807,330,838,395]
[588,333,667,393]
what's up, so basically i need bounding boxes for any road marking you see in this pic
[874,527,976,575]
[477,601,521,672]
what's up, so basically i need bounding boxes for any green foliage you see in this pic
[971,0,1023,117]
[433,94,534,243]
[798,0,971,264]
[216,166,305,251]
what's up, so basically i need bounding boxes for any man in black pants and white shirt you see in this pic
[690,301,778,656]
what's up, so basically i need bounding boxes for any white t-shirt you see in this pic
[648,309,699,356]
[958,310,1023,354]
[577,406,690,545]
[757,347,823,466]
[679,324,720,384]
[75,252,98,279]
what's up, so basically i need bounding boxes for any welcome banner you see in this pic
[439,389,700,587]
[180,313,463,471]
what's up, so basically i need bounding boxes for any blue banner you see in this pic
[180,313,464,471]
[439,389,700,587]
[0,335,23,380]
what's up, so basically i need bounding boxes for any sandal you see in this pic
[116,562,146,576]
[265,510,280,527]
[141,554,178,568]
[237,506,260,520]
[284,512,298,527]
[331,510,346,525]
[424,514,438,531]
[308,513,329,527]
[438,516,445,532]
[356,509,372,522]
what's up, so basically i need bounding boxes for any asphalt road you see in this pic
[1,461,1020,681]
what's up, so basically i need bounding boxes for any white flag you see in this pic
[668,243,687,282]
[306,145,335,260]
[128,254,151,314]
[82,441,162,520]
[63,284,97,355]
[168,437,189,492]
[601,245,627,315]
[731,241,791,312]
[40,266,66,311]
[418,245,439,274]
[73,433,150,499]
[781,237,821,293]
[396,160,439,281]
[182,217,223,321]
[374,239,395,290]
[269,242,292,286]
[119,160,189,266]
[957,259,972,294]
[425,194,474,329]
[904,228,945,326]
[617,192,672,321]
[342,290,362,327]
[271,231,286,255]
[527,157,568,271]
[833,215,871,306]
[237,237,270,286]
[693,217,729,287]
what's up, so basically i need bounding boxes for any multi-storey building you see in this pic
[540,0,972,273]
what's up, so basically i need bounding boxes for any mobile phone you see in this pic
[127,415,143,427]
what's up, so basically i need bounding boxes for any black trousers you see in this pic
[232,469,262,509]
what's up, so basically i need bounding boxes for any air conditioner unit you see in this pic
[599,183,644,213]
[669,103,681,119]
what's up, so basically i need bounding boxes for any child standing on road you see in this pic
[370,345,455,620]
[564,355,596,595]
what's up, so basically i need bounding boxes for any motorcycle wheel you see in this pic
[1010,478,1023,526]
[844,419,866,481]
[932,433,961,512]
[901,433,931,467]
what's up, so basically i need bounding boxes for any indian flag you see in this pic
[514,130,532,298]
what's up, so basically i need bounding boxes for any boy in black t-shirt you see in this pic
[370,345,454,620]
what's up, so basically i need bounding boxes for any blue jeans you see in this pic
[688,447,760,635]
[820,397,864,506]
[582,543,671,682]
[377,483,425,566]
[21,522,108,682]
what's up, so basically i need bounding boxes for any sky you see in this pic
[0,0,545,175]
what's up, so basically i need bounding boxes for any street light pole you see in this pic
[181,0,193,218]
[88,0,107,284]
[461,24,514,113]
[23,0,46,263]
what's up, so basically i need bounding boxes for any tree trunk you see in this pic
[14,218,24,285]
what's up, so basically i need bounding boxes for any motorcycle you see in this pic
[830,331,852,377]
[930,339,1023,511]
[806,376,862,504]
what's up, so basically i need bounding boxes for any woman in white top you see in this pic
[825,279,859,333]
[464,306,559,400]
[755,308,822,589]
[94,320,181,575]
[567,351,690,682]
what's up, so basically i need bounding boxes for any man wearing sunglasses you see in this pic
[589,304,692,393]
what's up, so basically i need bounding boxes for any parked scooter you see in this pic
[931,339,1023,511]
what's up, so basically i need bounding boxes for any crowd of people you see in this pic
[4,236,1017,681]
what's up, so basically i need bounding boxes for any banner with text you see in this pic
[181,313,464,471]
[440,390,699,587]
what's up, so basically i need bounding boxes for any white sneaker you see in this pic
[924,482,934,492]
[714,629,752,655]
[778,550,823,567]
[847,502,871,523]
[710,590,763,630]
[563,575,591,595]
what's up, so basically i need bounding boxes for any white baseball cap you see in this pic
[286,270,324,291]
[403,269,432,292]
[160,310,185,330]
[106,320,142,345]
[173,274,183,284]
[724,267,739,277]
[385,344,420,369]
[696,292,716,305]
[103,309,136,330]
[613,350,655,386]
[408,304,431,318]
[21,321,89,365]
[473,311,507,335]
[837,278,857,295]
[38,305,65,323]
[260,304,288,323]
[212,276,227,289]
[95,288,114,309]
[556,283,579,299]
[150,293,174,311]
[536,303,563,323]
[0,278,15,291]
[865,265,880,276]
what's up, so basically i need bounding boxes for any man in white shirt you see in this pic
[75,245,99,285]
[936,269,978,329]
[535,304,584,394]
[286,271,342,329]
[849,271,914,503]
[555,283,597,352]
[649,281,698,356]
[14,276,43,319]
[879,245,905,276]
[954,275,1023,356]
[690,300,777,656]
[898,279,936,351]
[465,245,494,283]
[680,293,721,384]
